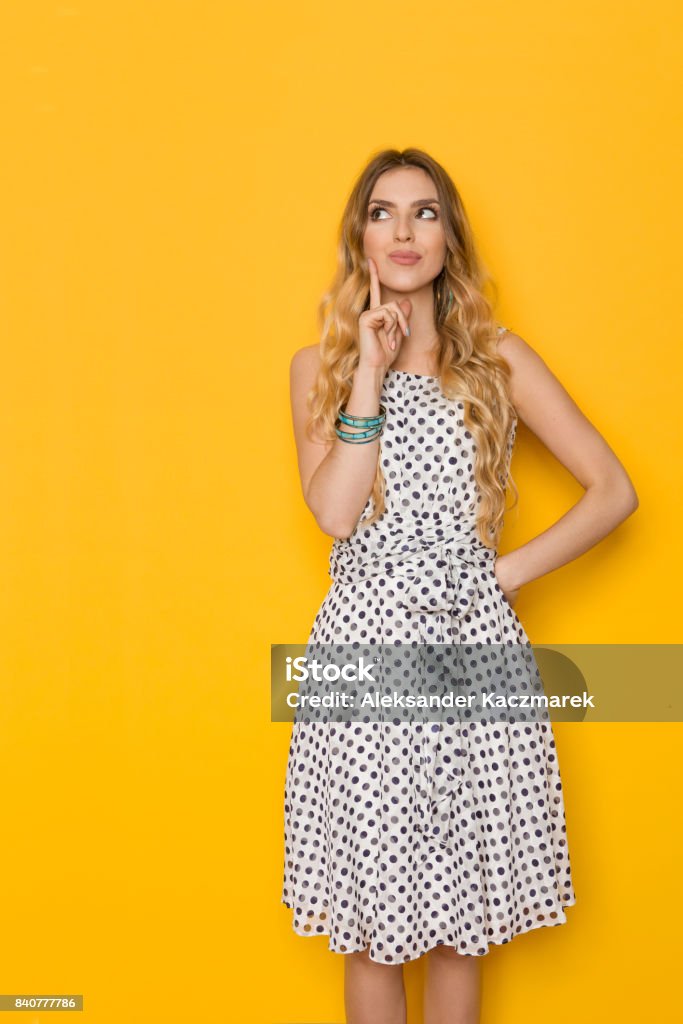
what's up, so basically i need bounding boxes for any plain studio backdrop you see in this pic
[0,2,680,1023]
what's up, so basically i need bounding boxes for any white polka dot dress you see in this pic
[281,326,577,964]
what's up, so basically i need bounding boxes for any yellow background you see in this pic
[0,2,681,1022]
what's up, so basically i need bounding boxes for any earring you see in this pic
[437,270,454,315]
[436,267,447,305]
[438,278,454,313]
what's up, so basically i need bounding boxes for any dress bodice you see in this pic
[329,327,517,585]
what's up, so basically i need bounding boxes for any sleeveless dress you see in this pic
[281,326,576,964]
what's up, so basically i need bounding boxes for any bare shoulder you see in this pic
[495,329,552,415]
[496,328,540,372]
[290,343,322,382]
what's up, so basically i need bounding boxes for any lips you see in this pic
[389,252,421,265]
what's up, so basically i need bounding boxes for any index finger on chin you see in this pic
[368,256,381,308]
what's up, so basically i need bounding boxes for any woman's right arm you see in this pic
[291,256,411,539]
[290,345,386,540]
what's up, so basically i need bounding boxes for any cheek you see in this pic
[362,224,386,253]
[416,222,446,248]
[422,238,448,270]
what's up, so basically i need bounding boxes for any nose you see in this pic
[395,214,413,242]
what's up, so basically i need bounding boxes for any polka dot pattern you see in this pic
[281,326,577,964]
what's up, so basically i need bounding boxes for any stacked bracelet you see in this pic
[335,403,386,444]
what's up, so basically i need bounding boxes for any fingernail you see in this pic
[405,326,410,336]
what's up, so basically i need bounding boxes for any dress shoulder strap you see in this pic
[496,324,510,335]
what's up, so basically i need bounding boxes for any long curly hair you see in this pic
[305,147,519,548]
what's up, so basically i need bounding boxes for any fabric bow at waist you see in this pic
[329,533,501,858]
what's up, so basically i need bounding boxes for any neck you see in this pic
[382,282,440,366]
[381,282,440,361]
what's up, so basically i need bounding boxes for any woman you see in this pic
[282,148,638,1024]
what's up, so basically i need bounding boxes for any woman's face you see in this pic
[363,166,447,294]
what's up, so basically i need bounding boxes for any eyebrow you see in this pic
[368,198,440,207]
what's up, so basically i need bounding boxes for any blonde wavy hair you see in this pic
[305,147,519,548]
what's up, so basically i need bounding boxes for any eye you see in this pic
[368,205,439,221]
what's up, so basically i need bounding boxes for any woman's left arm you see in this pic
[495,332,639,596]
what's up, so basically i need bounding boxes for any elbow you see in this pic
[618,478,639,517]
[305,492,355,540]
[315,512,355,540]
[627,488,639,514]
[604,475,639,520]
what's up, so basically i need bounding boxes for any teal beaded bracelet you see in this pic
[337,403,386,428]
[335,423,383,442]
[335,425,383,444]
